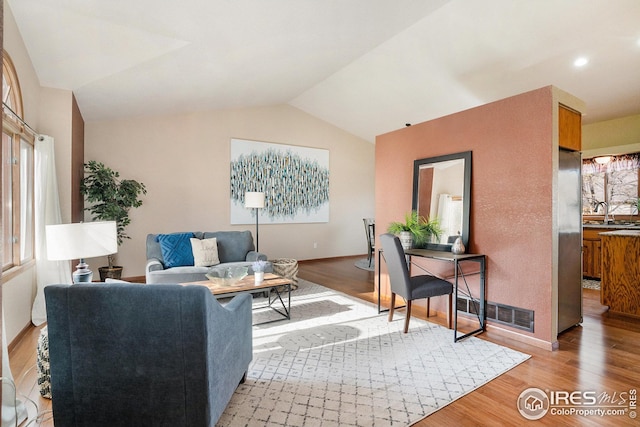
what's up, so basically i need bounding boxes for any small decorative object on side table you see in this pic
[451,235,466,254]
[252,260,268,284]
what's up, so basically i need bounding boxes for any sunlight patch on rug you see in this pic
[217,280,530,427]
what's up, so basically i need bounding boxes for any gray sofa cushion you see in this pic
[203,231,254,263]
[146,266,212,284]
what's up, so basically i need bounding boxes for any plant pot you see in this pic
[254,271,264,284]
[398,231,413,251]
[99,266,123,281]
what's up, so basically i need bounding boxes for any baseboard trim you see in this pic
[397,304,555,351]
[485,323,555,351]
[8,322,37,353]
[298,254,368,263]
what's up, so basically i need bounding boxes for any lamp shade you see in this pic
[245,192,265,209]
[46,221,118,261]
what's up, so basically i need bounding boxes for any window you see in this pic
[582,154,640,217]
[2,53,34,273]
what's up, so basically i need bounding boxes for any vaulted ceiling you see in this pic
[8,0,640,142]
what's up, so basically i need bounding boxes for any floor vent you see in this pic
[456,296,534,332]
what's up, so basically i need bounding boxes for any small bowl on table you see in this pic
[206,266,248,286]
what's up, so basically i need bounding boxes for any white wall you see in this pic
[38,87,74,223]
[84,105,376,278]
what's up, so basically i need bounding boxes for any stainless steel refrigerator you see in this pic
[558,149,583,333]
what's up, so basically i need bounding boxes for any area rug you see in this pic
[217,280,530,426]
[354,258,375,271]
[583,279,601,290]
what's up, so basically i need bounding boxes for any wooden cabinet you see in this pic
[601,230,640,317]
[559,105,581,151]
[583,228,604,279]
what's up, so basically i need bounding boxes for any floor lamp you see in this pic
[45,221,118,283]
[245,192,265,252]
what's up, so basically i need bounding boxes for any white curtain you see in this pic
[31,135,71,325]
[437,194,463,244]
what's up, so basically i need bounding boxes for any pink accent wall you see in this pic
[376,86,557,344]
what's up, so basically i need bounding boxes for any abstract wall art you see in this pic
[230,138,330,224]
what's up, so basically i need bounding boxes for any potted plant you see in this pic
[387,211,441,250]
[252,260,268,284]
[80,160,147,280]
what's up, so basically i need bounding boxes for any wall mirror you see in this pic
[412,151,472,251]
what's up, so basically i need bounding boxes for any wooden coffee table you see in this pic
[183,273,292,325]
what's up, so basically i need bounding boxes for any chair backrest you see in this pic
[363,218,375,248]
[44,283,252,426]
[380,233,412,298]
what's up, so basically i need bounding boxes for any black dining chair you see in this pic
[363,218,375,267]
[380,233,453,333]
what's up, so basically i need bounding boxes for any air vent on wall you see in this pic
[457,295,534,332]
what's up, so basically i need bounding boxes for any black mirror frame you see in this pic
[412,151,472,251]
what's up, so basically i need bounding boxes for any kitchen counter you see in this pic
[582,225,640,279]
[583,222,640,229]
[600,230,640,317]
[600,229,640,237]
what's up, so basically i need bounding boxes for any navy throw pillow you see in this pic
[157,233,195,268]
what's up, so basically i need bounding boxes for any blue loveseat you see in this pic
[45,282,252,427]
[145,230,272,284]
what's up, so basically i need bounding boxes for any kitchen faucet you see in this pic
[595,201,611,224]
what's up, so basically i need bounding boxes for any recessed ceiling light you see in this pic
[573,57,589,67]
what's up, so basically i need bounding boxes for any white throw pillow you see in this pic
[190,237,220,267]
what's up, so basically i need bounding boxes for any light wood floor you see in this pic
[8,256,640,426]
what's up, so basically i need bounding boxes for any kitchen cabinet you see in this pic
[583,225,640,279]
[559,105,581,151]
[600,230,640,317]
[582,228,604,279]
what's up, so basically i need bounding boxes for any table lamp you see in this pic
[245,191,265,252]
[46,221,118,283]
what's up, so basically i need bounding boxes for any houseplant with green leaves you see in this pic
[81,160,147,280]
[387,210,442,250]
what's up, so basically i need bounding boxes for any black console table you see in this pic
[377,248,486,342]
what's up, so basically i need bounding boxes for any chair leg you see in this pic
[447,293,452,329]
[404,300,412,333]
[388,293,396,322]
[426,297,431,317]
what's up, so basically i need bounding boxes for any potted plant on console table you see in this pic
[387,210,441,251]
[80,160,147,280]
